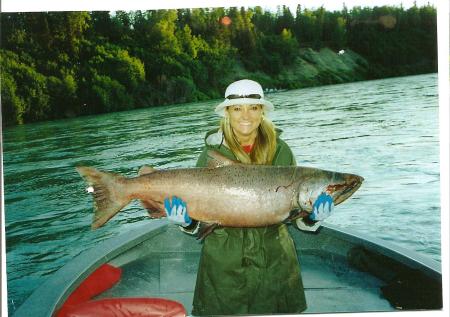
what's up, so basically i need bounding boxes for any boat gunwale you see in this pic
[311,223,441,280]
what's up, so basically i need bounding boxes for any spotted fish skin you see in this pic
[76,155,363,229]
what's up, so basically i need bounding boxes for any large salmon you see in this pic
[76,151,363,229]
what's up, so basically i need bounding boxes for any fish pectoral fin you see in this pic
[282,210,310,223]
[206,150,238,168]
[138,165,157,176]
[139,199,165,218]
[196,223,220,240]
[142,201,166,218]
[146,209,166,219]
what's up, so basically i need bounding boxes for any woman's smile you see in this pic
[227,104,263,144]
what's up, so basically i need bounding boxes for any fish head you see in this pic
[297,169,364,212]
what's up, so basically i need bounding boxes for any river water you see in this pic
[3,73,440,313]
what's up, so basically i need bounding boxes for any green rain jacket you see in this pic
[189,128,307,316]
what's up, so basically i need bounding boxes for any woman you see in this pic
[165,79,308,315]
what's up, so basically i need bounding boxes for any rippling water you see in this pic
[3,73,440,313]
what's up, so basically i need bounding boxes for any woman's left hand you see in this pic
[309,192,334,221]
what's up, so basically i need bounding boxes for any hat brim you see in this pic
[215,98,274,116]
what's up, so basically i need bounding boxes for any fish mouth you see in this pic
[329,174,364,205]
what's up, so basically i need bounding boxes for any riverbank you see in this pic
[230,47,370,91]
[1,6,436,127]
[1,44,435,128]
[224,46,437,92]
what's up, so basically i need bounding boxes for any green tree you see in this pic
[275,5,294,34]
[47,74,77,118]
[0,50,50,124]
[89,74,132,113]
[1,71,25,126]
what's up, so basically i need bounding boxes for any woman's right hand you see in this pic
[164,196,192,227]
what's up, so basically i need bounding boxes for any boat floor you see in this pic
[96,250,395,314]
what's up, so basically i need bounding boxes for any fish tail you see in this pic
[76,166,131,229]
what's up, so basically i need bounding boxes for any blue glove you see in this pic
[309,192,334,221]
[164,196,192,227]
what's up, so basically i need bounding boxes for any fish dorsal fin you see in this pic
[206,150,237,168]
[138,165,157,176]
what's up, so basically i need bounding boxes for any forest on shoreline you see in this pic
[0,4,437,127]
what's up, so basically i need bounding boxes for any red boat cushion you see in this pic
[62,297,186,317]
[57,263,122,317]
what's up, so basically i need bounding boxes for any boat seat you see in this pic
[57,263,123,317]
[61,297,186,317]
[56,263,186,317]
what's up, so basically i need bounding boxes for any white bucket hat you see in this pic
[215,79,274,116]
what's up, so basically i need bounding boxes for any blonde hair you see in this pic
[220,108,277,165]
